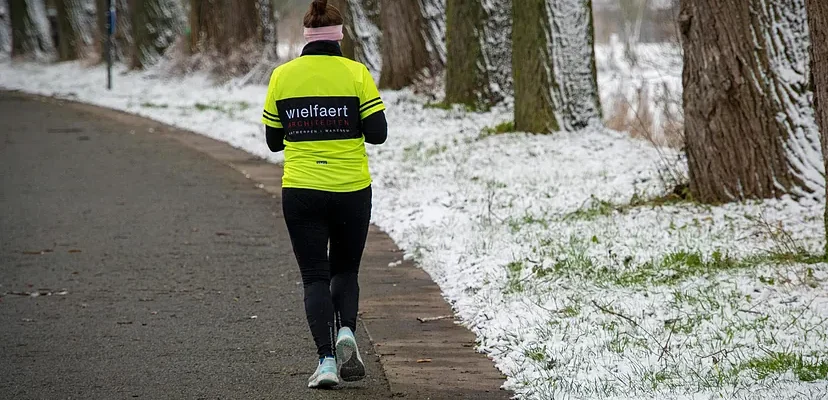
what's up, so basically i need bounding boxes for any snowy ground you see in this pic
[2,57,827,399]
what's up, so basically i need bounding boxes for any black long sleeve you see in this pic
[362,111,387,145]
[266,125,285,152]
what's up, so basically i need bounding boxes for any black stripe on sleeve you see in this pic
[360,97,381,108]
[263,114,280,124]
[263,110,280,120]
[359,98,383,112]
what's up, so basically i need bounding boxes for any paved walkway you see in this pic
[0,91,510,399]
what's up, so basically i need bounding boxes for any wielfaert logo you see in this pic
[277,96,361,142]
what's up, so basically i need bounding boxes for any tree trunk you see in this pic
[55,0,83,60]
[95,0,105,58]
[806,0,828,253]
[188,0,274,80]
[513,0,601,133]
[190,0,260,55]
[681,0,824,203]
[188,0,199,53]
[330,0,355,57]
[445,0,511,109]
[379,0,445,89]
[333,0,381,73]
[129,0,183,69]
[10,0,54,58]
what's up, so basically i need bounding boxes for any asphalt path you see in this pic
[0,91,392,399]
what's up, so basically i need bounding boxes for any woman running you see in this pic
[260,0,387,389]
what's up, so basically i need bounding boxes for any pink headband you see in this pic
[304,25,344,42]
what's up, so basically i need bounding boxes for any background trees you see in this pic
[331,0,380,73]
[512,0,601,133]
[444,0,511,110]
[10,0,54,59]
[129,0,182,69]
[680,0,823,203]
[378,0,445,90]
[805,0,828,252]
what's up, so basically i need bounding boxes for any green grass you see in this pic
[141,102,169,109]
[504,261,525,294]
[735,352,828,382]
[516,242,826,289]
[480,121,515,137]
[193,101,250,114]
[423,101,453,110]
[564,192,696,221]
[564,196,616,220]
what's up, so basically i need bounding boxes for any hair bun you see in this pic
[311,0,328,16]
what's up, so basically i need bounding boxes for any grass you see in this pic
[193,101,251,115]
[423,101,480,112]
[504,261,525,294]
[141,102,169,109]
[480,121,515,137]
[564,190,695,221]
[520,242,826,289]
[735,352,828,382]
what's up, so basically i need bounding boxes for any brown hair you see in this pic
[303,0,344,28]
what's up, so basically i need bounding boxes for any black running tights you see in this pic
[282,186,371,358]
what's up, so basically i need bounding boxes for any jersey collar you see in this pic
[301,41,343,57]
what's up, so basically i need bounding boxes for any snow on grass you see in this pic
[2,59,827,399]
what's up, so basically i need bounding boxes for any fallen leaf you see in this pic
[416,359,432,363]
[68,249,82,253]
[215,232,230,236]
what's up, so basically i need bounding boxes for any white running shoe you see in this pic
[308,356,339,388]
[335,327,366,382]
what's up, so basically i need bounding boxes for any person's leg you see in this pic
[329,186,372,332]
[282,188,335,359]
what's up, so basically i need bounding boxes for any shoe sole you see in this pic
[308,372,339,389]
[336,336,366,382]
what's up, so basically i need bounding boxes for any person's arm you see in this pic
[261,68,284,152]
[359,66,387,145]
[362,111,387,145]
[266,126,286,152]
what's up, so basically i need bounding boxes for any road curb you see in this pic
[15,92,511,399]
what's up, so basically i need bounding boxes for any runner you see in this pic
[260,0,388,389]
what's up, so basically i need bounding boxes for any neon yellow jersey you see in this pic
[261,53,385,193]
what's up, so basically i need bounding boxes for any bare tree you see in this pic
[189,0,276,80]
[10,0,54,59]
[379,0,445,89]
[806,0,828,252]
[445,0,511,109]
[512,0,601,133]
[128,0,183,69]
[332,0,381,73]
[681,0,824,203]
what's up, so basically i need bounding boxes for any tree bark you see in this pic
[379,0,445,89]
[445,0,511,109]
[10,0,54,58]
[9,0,28,56]
[806,0,828,253]
[190,0,261,56]
[513,0,601,133]
[55,0,84,60]
[332,0,381,73]
[129,0,183,69]
[681,0,823,203]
